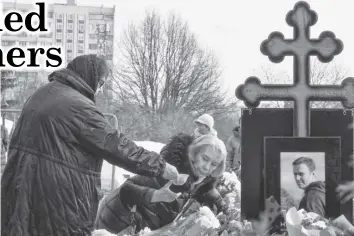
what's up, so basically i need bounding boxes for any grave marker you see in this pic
[236,0,354,225]
[236,1,354,137]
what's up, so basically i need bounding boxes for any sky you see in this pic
[11,0,354,98]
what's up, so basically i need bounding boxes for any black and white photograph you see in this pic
[280,152,326,215]
[1,0,354,235]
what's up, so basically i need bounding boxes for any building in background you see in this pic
[1,0,115,107]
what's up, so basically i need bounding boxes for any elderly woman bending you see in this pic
[95,133,227,234]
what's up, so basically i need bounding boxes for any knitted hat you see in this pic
[194,114,214,129]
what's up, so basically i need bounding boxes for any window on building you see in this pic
[67,23,73,30]
[56,29,62,33]
[104,15,114,20]
[48,12,54,18]
[78,40,84,44]
[78,34,84,41]
[97,24,106,33]
[106,23,113,34]
[67,33,73,40]
[78,50,84,54]
[67,43,73,50]
[89,14,103,20]
[68,14,74,20]
[56,19,62,23]
[56,39,62,43]
[89,44,97,50]
[78,24,84,32]
[89,24,96,34]
[78,44,84,51]
[17,72,28,77]
[79,20,84,24]
[1,41,15,46]
[56,23,63,29]
[56,33,62,39]
[89,34,97,39]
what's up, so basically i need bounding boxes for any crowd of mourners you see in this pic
[1,55,353,236]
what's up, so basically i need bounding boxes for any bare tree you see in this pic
[112,10,229,116]
[258,59,348,108]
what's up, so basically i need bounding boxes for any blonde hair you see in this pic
[188,135,226,177]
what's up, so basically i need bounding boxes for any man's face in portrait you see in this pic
[293,163,316,189]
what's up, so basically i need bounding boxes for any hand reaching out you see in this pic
[336,181,354,204]
[161,163,179,183]
[174,174,189,185]
[161,163,189,185]
[150,181,179,203]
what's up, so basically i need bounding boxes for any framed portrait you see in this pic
[263,137,352,226]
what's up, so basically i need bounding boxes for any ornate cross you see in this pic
[236,1,354,137]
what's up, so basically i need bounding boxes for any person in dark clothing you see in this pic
[1,123,9,174]
[1,54,181,236]
[95,133,227,234]
[336,154,354,204]
[225,126,241,177]
[293,157,326,217]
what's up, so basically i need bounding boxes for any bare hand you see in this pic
[161,163,179,183]
[151,181,179,203]
[174,173,189,185]
[336,181,354,204]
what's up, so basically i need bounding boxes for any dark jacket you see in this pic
[1,124,9,155]
[1,69,166,236]
[298,181,326,217]
[95,133,226,234]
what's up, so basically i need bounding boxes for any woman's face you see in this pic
[95,75,107,95]
[193,146,222,178]
[196,122,209,135]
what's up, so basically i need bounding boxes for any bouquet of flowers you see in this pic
[286,207,354,236]
[180,171,258,235]
[92,172,263,236]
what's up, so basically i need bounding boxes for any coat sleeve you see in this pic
[194,188,226,214]
[232,141,241,169]
[74,106,166,177]
[225,137,234,171]
[120,175,162,206]
[193,178,226,213]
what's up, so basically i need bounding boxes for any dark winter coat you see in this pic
[95,133,226,234]
[298,181,326,217]
[1,67,166,236]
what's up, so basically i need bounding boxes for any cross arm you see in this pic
[236,77,293,108]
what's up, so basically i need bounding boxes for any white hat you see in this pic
[194,114,214,129]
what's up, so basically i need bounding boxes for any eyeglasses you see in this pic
[98,79,105,88]
[98,74,108,88]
